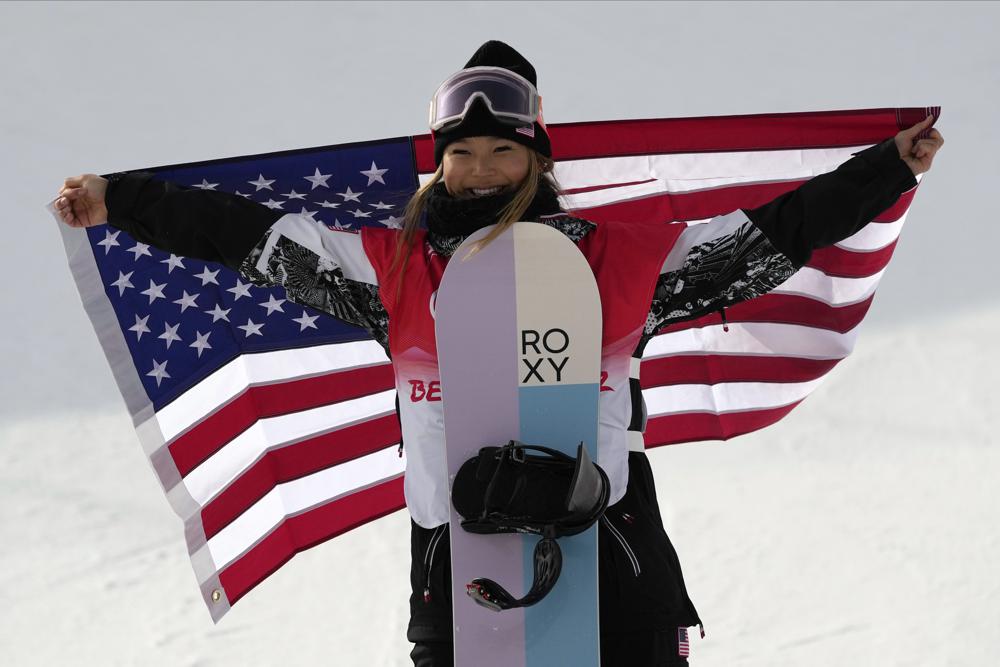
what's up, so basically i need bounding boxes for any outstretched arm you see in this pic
[745,113,941,266]
[56,172,280,269]
[54,172,391,348]
[744,138,916,267]
[642,117,943,334]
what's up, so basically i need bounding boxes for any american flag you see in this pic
[678,626,691,657]
[57,106,936,621]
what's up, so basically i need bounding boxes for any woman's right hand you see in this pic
[54,174,109,228]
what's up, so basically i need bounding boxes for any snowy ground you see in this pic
[2,305,997,666]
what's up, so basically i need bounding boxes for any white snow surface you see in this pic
[3,306,998,666]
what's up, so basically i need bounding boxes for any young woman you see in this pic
[55,41,942,666]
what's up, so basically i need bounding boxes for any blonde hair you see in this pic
[389,150,558,298]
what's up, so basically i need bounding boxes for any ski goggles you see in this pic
[429,66,541,132]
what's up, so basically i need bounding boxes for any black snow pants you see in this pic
[407,451,702,666]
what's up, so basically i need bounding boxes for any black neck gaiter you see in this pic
[425,181,563,238]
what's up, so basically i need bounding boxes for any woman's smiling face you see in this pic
[441,136,532,199]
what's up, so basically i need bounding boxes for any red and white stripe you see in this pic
[678,626,691,657]
[134,340,401,619]
[138,107,932,619]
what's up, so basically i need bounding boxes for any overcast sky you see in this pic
[2,1,996,418]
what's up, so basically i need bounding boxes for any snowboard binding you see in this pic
[451,440,610,611]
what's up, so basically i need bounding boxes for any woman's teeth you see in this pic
[470,186,503,197]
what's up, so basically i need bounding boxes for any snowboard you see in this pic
[435,221,602,667]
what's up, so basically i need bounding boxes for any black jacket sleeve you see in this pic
[104,172,282,270]
[742,139,917,266]
[640,138,918,336]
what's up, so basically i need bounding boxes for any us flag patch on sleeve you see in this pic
[678,626,690,657]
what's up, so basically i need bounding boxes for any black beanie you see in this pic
[433,41,552,165]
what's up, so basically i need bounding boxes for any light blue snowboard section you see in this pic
[519,383,600,667]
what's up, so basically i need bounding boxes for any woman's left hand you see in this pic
[895,115,944,176]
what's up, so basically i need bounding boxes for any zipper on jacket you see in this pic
[395,396,404,457]
[602,515,641,577]
[422,524,446,603]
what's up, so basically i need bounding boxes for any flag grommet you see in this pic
[211,589,222,603]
